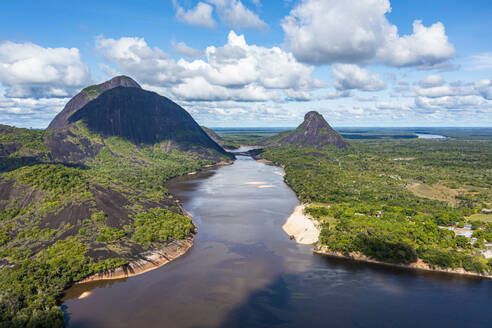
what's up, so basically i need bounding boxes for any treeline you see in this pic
[0,238,127,327]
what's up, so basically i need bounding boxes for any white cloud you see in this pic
[97,63,119,77]
[322,90,351,100]
[413,77,483,99]
[414,95,488,110]
[0,95,68,128]
[95,31,323,102]
[285,89,312,101]
[282,0,455,67]
[181,100,301,125]
[375,101,411,111]
[418,74,445,88]
[173,1,217,28]
[170,76,278,101]
[95,35,183,87]
[0,41,91,98]
[476,79,492,100]
[414,84,475,98]
[378,20,455,68]
[171,40,204,59]
[393,80,411,94]
[332,64,386,92]
[207,0,267,29]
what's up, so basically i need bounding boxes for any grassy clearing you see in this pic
[469,213,492,222]
[406,181,459,205]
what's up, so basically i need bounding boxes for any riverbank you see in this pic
[75,159,233,284]
[203,160,234,168]
[265,151,492,280]
[313,247,492,279]
[282,204,320,244]
[283,204,492,279]
[77,235,194,283]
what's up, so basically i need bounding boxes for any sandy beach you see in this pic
[282,204,320,244]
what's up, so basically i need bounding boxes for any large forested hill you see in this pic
[0,76,232,327]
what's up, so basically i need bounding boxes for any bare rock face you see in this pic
[66,86,228,155]
[201,126,238,150]
[201,126,225,146]
[261,111,349,149]
[48,76,141,129]
[43,76,230,160]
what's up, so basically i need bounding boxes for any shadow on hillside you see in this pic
[0,156,89,173]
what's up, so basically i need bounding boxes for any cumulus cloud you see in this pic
[0,95,68,128]
[393,80,411,94]
[378,20,455,68]
[418,74,445,88]
[332,64,386,92]
[413,76,482,99]
[0,41,91,98]
[169,76,278,101]
[414,95,488,110]
[476,79,492,100]
[174,1,216,28]
[375,101,411,111]
[95,31,323,102]
[403,75,492,121]
[171,40,204,59]
[181,100,301,125]
[282,0,455,68]
[414,84,475,98]
[95,35,183,87]
[208,0,267,29]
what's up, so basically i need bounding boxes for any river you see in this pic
[63,154,492,328]
[415,133,447,139]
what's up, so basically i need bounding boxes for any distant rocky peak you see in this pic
[260,110,349,149]
[304,111,324,122]
[301,111,329,128]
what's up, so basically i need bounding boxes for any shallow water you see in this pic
[63,155,492,328]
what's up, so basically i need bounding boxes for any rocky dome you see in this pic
[260,111,349,149]
[66,86,228,154]
[48,76,141,129]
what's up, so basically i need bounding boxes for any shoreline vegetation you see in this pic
[312,248,492,279]
[283,202,492,279]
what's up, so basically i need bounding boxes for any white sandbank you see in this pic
[282,205,319,244]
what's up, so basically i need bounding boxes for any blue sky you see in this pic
[0,0,491,128]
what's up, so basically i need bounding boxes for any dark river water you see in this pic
[63,154,492,328]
